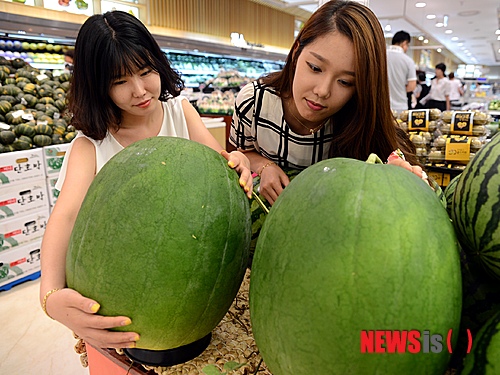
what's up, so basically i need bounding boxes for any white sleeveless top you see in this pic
[55,97,190,190]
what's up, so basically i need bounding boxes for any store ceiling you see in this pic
[256,0,500,68]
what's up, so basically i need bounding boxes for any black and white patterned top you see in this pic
[229,80,334,170]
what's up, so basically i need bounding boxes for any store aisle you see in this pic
[0,278,89,375]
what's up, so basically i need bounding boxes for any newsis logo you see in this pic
[360,330,473,354]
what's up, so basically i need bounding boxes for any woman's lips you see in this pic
[136,99,151,108]
[306,99,325,111]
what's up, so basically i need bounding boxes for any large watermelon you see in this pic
[451,132,500,280]
[461,310,500,374]
[66,137,251,350]
[250,156,462,375]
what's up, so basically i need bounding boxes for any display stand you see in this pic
[86,345,155,375]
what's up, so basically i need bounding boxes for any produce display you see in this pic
[0,57,74,153]
[196,90,236,115]
[249,156,462,375]
[398,109,491,169]
[488,99,500,111]
[0,38,68,65]
[66,137,251,352]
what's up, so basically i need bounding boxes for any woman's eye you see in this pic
[307,62,321,73]
[339,80,354,87]
[113,79,126,85]
[141,69,152,76]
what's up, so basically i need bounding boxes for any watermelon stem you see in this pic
[366,153,384,164]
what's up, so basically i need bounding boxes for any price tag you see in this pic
[12,110,24,119]
[442,173,451,187]
[408,109,429,131]
[21,112,34,121]
[428,171,443,186]
[37,73,49,82]
[445,137,470,162]
[450,111,473,135]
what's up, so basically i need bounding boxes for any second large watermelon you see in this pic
[250,157,462,375]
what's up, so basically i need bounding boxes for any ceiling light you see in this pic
[418,35,424,41]
[497,35,500,40]
[415,2,426,7]
[423,39,429,44]
[496,30,500,34]
[451,37,459,41]
[445,29,453,34]
[436,22,444,27]
[426,14,436,19]
[458,42,464,46]
[385,24,392,32]
[498,48,500,53]
[437,48,442,52]
[443,15,448,27]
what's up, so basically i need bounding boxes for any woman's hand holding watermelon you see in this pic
[387,149,429,184]
[220,150,253,199]
[45,287,140,349]
[257,162,290,206]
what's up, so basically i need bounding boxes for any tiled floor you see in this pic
[0,277,89,375]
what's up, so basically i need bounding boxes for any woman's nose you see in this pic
[131,77,146,97]
[313,78,332,99]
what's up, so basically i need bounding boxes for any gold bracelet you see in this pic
[258,161,276,176]
[42,288,61,319]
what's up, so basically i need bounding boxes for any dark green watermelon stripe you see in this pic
[482,244,500,255]
[477,166,500,252]
[468,143,497,250]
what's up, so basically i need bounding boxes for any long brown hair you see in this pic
[262,0,418,164]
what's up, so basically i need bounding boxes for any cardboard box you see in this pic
[0,178,50,223]
[0,240,41,291]
[0,148,44,186]
[0,208,49,252]
[42,143,70,177]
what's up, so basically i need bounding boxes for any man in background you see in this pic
[448,72,464,108]
[387,30,417,113]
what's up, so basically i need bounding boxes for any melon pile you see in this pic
[0,56,74,153]
[249,156,462,375]
[66,137,251,350]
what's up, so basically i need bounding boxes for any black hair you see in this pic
[68,11,184,140]
[435,63,447,75]
[391,31,411,45]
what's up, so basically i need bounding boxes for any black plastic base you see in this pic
[123,332,212,367]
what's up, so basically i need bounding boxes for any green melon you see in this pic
[462,311,500,374]
[66,137,251,350]
[444,174,461,217]
[451,132,500,280]
[250,156,462,375]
